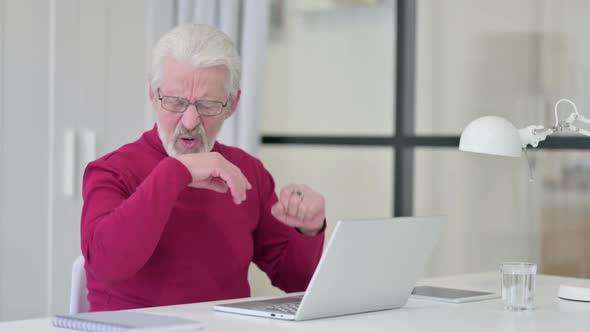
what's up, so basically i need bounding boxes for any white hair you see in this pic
[150,24,241,100]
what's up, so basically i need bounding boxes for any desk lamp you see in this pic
[459,98,590,303]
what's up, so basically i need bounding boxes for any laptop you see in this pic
[214,216,445,321]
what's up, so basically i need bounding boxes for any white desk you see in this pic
[1,272,589,332]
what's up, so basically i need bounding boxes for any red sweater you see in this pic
[81,125,325,311]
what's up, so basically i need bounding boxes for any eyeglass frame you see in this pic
[157,88,230,116]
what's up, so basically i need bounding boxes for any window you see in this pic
[254,0,590,296]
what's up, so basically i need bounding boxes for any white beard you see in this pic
[157,121,216,156]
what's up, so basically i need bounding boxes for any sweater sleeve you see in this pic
[81,157,191,282]
[251,162,325,293]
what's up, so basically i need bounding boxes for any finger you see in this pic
[203,177,229,193]
[287,194,301,217]
[219,163,245,202]
[224,159,252,192]
[231,168,250,199]
[271,202,285,219]
[271,199,303,228]
[296,203,307,221]
[304,199,325,223]
[213,156,246,201]
[275,214,303,229]
[213,168,244,204]
[230,167,251,198]
[279,184,294,202]
[279,184,296,210]
[225,166,250,203]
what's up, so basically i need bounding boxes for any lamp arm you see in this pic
[519,99,590,146]
[518,125,554,148]
[552,98,590,135]
[564,113,590,137]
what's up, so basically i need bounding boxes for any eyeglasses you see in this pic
[157,89,229,116]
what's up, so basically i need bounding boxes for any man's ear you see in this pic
[224,89,241,119]
[148,82,157,109]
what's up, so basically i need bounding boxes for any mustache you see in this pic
[174,125,204,138]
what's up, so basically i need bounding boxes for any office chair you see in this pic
[69,255,90,314]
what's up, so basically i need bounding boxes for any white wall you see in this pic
[0,0,174,321]
[0,0,51,320]
[0,3,3,314]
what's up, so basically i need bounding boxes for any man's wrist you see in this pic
[296,219,326,236]
[297,228,320,236]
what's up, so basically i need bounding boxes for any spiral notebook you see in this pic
[53,311,200,332]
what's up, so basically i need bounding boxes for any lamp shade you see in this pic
[459,116,522,157]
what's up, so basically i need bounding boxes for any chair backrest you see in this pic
[69,255,89,314]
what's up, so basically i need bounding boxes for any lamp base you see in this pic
[558,284,590,302]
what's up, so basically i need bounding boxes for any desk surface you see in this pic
[2,272,589,332]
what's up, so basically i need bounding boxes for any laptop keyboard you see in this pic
[252,302,300,314]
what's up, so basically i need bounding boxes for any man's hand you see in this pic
[174,152,252,204]
[271,184,326,235]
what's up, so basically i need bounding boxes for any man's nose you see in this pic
[180,104,201,130]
